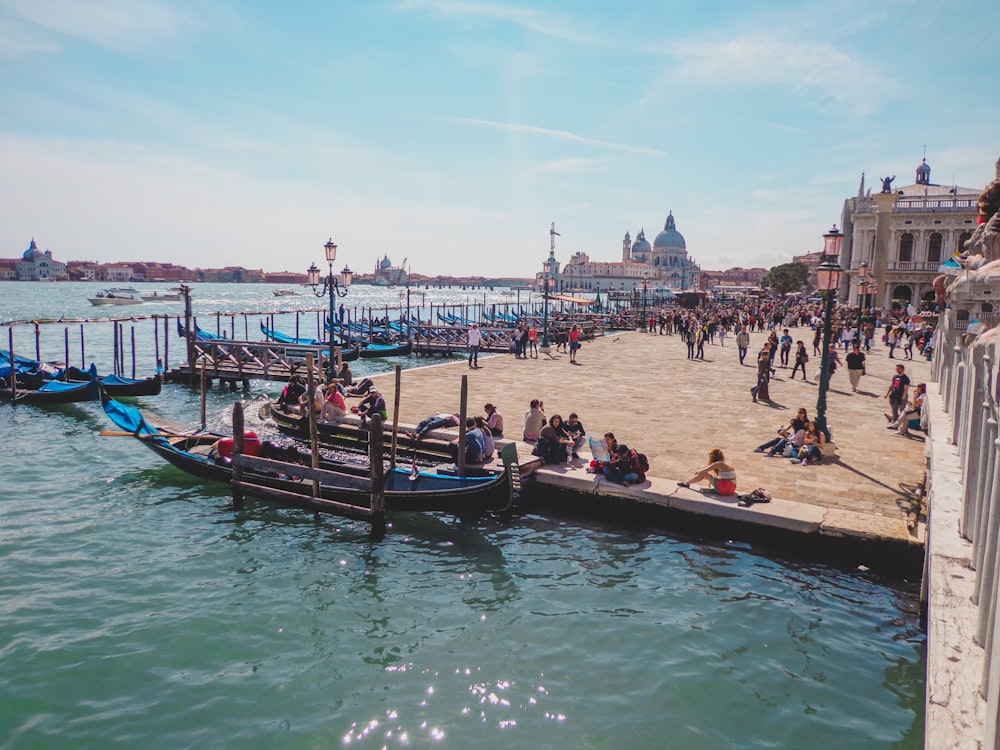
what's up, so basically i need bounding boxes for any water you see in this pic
[0,283,925,749]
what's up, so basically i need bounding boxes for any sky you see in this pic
[1,0,998,278]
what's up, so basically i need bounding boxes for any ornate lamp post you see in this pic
[855,261,869,343]
[307,238,353,382]
[540,271,551,353]
[815,225,844,440]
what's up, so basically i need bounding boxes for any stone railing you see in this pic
[926,291,1000,748]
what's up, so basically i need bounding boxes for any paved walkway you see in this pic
[366,328,931,544]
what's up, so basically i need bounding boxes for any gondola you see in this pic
[258,322,361,361]
[65,365,162,397]
[359,341,413,358]
[102,395,517,515]
[265,401,459,462]
[1,375,100,404]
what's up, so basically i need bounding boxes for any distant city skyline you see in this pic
[0,1,997,277]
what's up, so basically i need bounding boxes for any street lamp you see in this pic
[641,273,649,330]
[540,271,551,352]
[307,238,353,382]
[855,262,869,344]
[815,225,844,440]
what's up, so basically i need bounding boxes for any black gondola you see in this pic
[102,394,517,516]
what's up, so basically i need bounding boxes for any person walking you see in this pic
[845,344,867,392]
[568,324,582,364]
[736,326,750,365]
[467,323,481,368]
[779,329,793,367]
[790,341,809,381]
[884,364,911,423]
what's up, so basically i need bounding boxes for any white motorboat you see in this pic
[140,291,183,301]
[272,289,300,297]
[88,292,143,306]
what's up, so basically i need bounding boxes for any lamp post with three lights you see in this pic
[815,225,844,441]
[307,238,353,383]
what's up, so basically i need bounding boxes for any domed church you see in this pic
[623,212,701,289]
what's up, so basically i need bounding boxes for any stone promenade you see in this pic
[366,327,931,544]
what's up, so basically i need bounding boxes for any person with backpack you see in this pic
[603,444,648,487]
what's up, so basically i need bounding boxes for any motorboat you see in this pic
[88,291,143,306]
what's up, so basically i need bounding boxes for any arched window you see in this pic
[898,233,914,262]
[958,231,973,254]
[892,284,912,302]
[983,302,994,313]
[928,233,943,263]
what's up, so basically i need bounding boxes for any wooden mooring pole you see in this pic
[369,411,386,539]
[231,401,245,509]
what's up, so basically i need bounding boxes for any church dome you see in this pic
[653,212,686,249]
[379,255,393,270]
[916,158,931,185]
[631,229,651,254]
[22,238,38,260]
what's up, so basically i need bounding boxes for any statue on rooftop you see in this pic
[880,175,896,194]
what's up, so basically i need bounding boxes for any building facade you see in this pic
[538,212,701,293]
[14,239,68,281]
[840,157,998,310]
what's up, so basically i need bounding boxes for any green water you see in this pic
[0,283,924,748]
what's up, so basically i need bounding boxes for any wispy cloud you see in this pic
[641,32,896,118]
[458,118,666,157]
[395,0,601,45]
[0,0,192,53]
[530,157,604,176]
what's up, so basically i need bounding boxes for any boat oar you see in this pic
[99,429,197,439]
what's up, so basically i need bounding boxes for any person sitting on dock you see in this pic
[464,417,487,463]
[276,374,305,410]
[475,416,495,460]
[357,386,387,426]
[320,381,348,421]
[408,412,460,441]
[337,361,353,387]
[677,448,737,496]
[534,414,572,465]
[484,403,504,437]
[603,444,647,486]
[563,413,587,459]
[523,398,546,443]
[299,382,325,416]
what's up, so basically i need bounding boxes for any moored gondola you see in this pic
[101,394,516,515]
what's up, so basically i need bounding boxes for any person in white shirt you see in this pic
[468,323,482,368]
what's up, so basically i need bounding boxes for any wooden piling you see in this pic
[231,401,245,509]
[8,328,16,397]
[199,358,207,429]
[306,354,320,498]
[390,364,402,469]
[369,411,386,538]
[457,374,468,476]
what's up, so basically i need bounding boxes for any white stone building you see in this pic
[840,157,1000,310]
[538,212,701,293]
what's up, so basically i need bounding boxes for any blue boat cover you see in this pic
[103,397,160,436]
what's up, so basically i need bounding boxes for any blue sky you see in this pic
[1,0,997,278]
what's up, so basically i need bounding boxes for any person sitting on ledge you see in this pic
[603,444,647,487]
[345,377,374,397]
[534,414,572,465]
[677,448,737,496]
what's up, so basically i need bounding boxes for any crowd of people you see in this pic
[270,288,935,503]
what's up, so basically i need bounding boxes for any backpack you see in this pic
[636,452,650,472]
